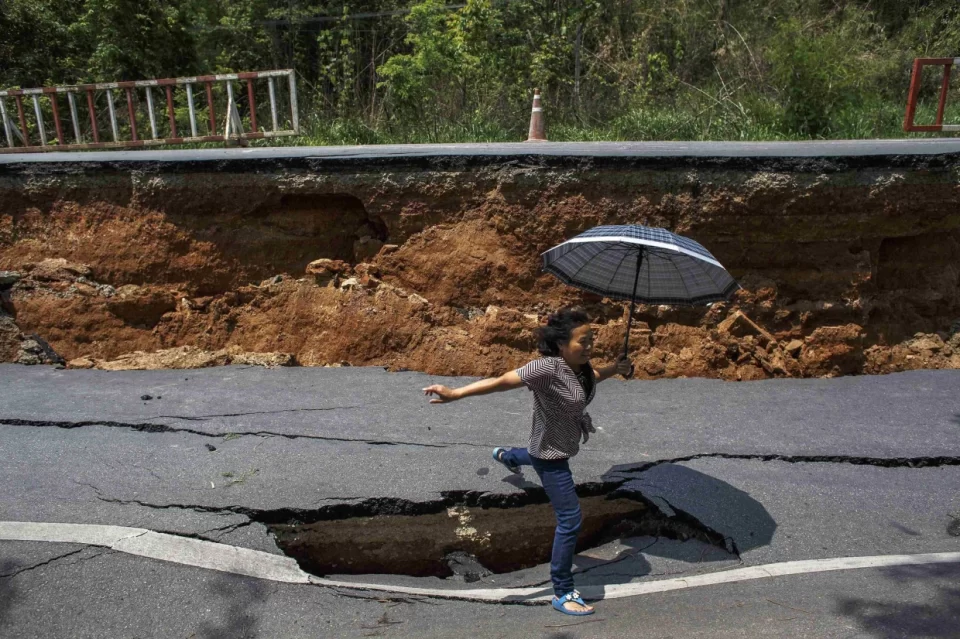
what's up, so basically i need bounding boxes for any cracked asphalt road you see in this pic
[1,364,959,638]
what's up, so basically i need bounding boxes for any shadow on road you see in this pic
[0,560,20,629]
[571,462,777,598]
[197,573,270,639]
[835,562,960,638]
[604,462,778,556]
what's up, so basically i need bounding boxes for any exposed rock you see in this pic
[0,271,21,288]
[800,324,864,377]
[906,333,945,354]
[0,314,22,361]
[339,277,362,291]
[353,263,382,289]
[16,334,64,366]
[67,357,96,369]
[260,274,284,287]
[354,236,384,262]
[306,259,351,287]
[864,331,960,374]
[757,347,802,377]
[27,258,92,282]
[445,551,493,583]
[88,346,296,371]
[784,339,804,357]
[408,293,430,308]
[717,311,776,346]
[105,289,178,327]
[949,331,960,351]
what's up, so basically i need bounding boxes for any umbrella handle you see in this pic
[622,295,638,379]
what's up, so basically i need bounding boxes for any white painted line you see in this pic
[2,521,959,603]
[113,531,310,584]
[0,521,149,546]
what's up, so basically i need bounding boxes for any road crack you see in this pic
[0,417,471,449]
[146,405,370,422]
[608,452,960,477]
[0,548,112,579]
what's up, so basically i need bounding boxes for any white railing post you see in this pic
[186,84,198,137]
[67,92,82,143]
[268,77,279,132]
[288,71,299,133]
[31,95,47,145]
[106,89,119,142]
[0,100,13,147]
[145,87,158,139]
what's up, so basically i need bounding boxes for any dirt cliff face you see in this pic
[1,153,958,378]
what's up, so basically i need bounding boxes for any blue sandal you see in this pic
[492,447,520,474]
[552,590,594,616]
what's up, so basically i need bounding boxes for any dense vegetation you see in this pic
[2,0,959,144]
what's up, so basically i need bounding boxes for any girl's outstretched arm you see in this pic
[423,371,524,404]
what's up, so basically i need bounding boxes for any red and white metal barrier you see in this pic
[0,69,299,153]
[903,57,960,133]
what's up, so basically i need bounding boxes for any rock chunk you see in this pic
[0,271,22,288]
[306,259,351,287]
[717,311,776,346]
[16,334,64,366]
[353,236,384,262]
[28,258,92,282]
[88,346,296,370]
[800,324,864,377]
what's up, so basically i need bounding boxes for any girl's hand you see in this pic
[423,384,460,404]
[615,354,634,377]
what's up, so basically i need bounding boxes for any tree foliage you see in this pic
[1,0,958,141]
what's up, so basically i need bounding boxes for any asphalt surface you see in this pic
[3,139,960,164]
[1,363,959,638]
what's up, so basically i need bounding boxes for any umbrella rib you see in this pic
[669,252,694,303]
[605,246,633,295]
[691,253,728,294]
[565,244,604,283]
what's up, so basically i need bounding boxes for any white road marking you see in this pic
[2,521,959,603]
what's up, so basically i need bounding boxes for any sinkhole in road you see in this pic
[266,485,732,580]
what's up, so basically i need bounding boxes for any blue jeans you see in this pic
[500,447,581,598]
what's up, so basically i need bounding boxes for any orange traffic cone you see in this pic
[526,89,546,142]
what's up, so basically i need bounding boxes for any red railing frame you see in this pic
[0,70,298,153]
[904,57,960,132]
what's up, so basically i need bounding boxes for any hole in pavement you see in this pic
[266,484,732,579]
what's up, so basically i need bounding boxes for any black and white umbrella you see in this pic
[543,224,739,366]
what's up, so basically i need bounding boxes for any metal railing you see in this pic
[0,69,299,153]
[903,57,960,133]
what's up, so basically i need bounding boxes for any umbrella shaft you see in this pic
[623,247,644,357]
[623,300,636,356]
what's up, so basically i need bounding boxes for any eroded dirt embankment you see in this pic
[1,153,959,379]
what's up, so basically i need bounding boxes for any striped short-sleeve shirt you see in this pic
[516,356,596,460]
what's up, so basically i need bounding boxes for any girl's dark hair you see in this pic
[536,307,590,356]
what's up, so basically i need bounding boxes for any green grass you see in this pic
[248,96,960,148]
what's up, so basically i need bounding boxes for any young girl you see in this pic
[422,307,632,615]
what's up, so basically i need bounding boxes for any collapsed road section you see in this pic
[266,485,732,579]
[2,141,960,380]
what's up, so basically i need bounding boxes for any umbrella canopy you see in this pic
[542,224,740,371]
[542,224,739,306]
